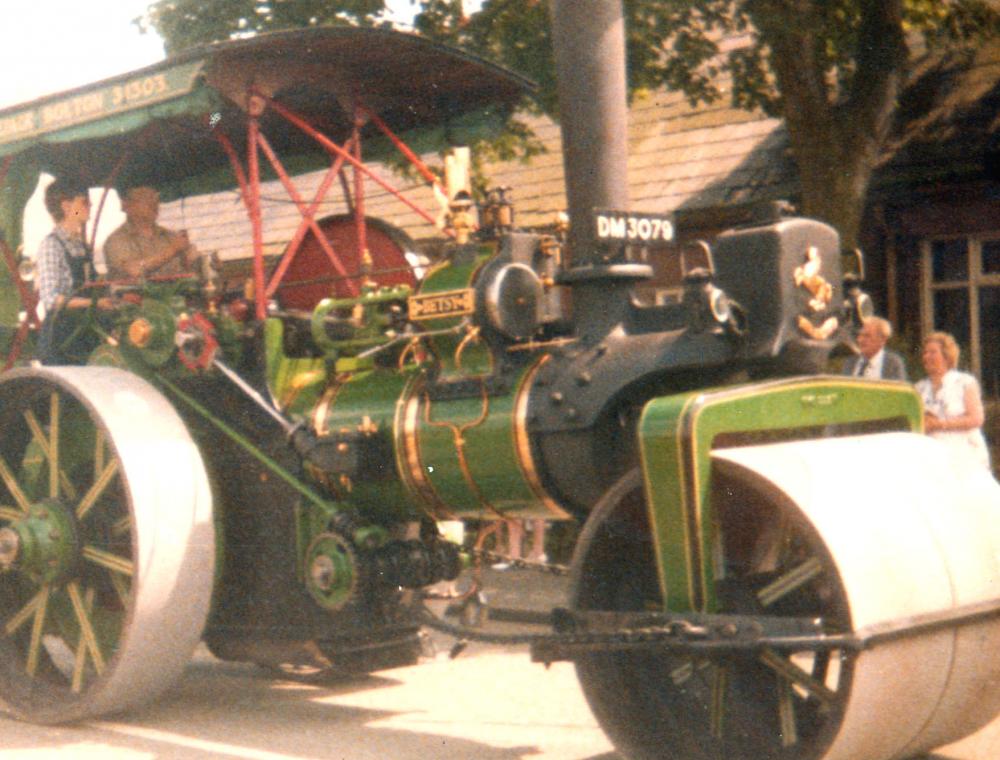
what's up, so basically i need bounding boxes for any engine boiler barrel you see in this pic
[713,432,1000,760]
[309,360,570,521]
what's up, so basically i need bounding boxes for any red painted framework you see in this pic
[223,90,453,320]
[2,88,454,358]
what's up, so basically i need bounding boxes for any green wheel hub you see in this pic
[305,532,357,610]
[1,500,79,584]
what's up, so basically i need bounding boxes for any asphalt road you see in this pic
[1,640,1000,760]
[0,642,614,760]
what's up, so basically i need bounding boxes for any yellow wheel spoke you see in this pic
[83,545,134,576]
[48,393,60,500]
[67,581,105,678]
[709,664,728,740]
[71,587,96,693]
[23,409,77,502]
[25,585,50,677]
[111,515,131,536]
[110,572,131,607]
[777,678,798,746]
[76,460,119,521]
[0,505,20,522]
[759,648,837,705]
[4,588,45,635]
[71,636,87,692]
[757,557,823,607]
[0,454,31,513]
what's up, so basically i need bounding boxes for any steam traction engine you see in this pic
[0,5,999,760]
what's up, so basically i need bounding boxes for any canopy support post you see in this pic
[247,98,266,321]
[352,100,368,275]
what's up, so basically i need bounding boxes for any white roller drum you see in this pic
[713,431,1000,760]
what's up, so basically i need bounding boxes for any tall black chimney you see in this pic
[549,0,637,339]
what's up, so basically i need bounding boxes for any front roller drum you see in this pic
[572,432,1000,760]
[0,367,214,723]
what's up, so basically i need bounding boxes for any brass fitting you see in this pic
[128,318,154,349]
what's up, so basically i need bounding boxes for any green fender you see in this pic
[637,376,923,613]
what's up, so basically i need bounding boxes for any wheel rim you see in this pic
[570,469,853,760]
[0,367,214,723]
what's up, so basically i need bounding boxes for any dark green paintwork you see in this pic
[417,253,494,378]
[414,369,543,516]
[309,284,412,360]
[638,376,923,613]
[264,318,328,418]
[156,373,334,515]
[309,358,552,520]
[312,366,415,521]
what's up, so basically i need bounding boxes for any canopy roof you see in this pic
[0,26,534,199]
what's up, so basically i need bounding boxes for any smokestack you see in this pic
[549,0,629,264]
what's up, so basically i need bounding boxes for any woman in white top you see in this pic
[915,331,991,471]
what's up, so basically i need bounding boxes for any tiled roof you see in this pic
[874,39,1000,197]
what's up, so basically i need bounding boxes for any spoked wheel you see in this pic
[570,468,853,760]
[0,367,214,723]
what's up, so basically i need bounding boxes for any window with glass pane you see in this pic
[980,287,1000,398]
[982,240,1000,275]
[932,288,971,360]
[931,239,969,282]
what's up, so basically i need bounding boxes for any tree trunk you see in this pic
[748,0,907,252]
[789,127,877,253]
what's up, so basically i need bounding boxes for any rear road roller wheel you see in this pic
[0,367,214,723]
[570,468,853,760]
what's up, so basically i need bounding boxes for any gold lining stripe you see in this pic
[639,392,698,610]
[394,376,452,518]
[312,374,349,436]
[422,381,503,519]
[512,355,571,519]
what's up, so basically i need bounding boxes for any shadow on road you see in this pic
[107,656,546,759]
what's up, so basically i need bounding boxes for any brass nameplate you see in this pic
[408,289,475,321]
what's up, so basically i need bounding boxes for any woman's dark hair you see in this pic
[44,178,89,221]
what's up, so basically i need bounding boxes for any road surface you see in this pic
[1,639,1000,759]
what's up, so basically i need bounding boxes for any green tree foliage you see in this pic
[138,1,391,54]
[140,0,1000,248]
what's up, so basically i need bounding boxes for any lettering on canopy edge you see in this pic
[0,61,205,149]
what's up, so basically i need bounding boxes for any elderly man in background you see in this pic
[104,186,199,280]
[843,315,908,380]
